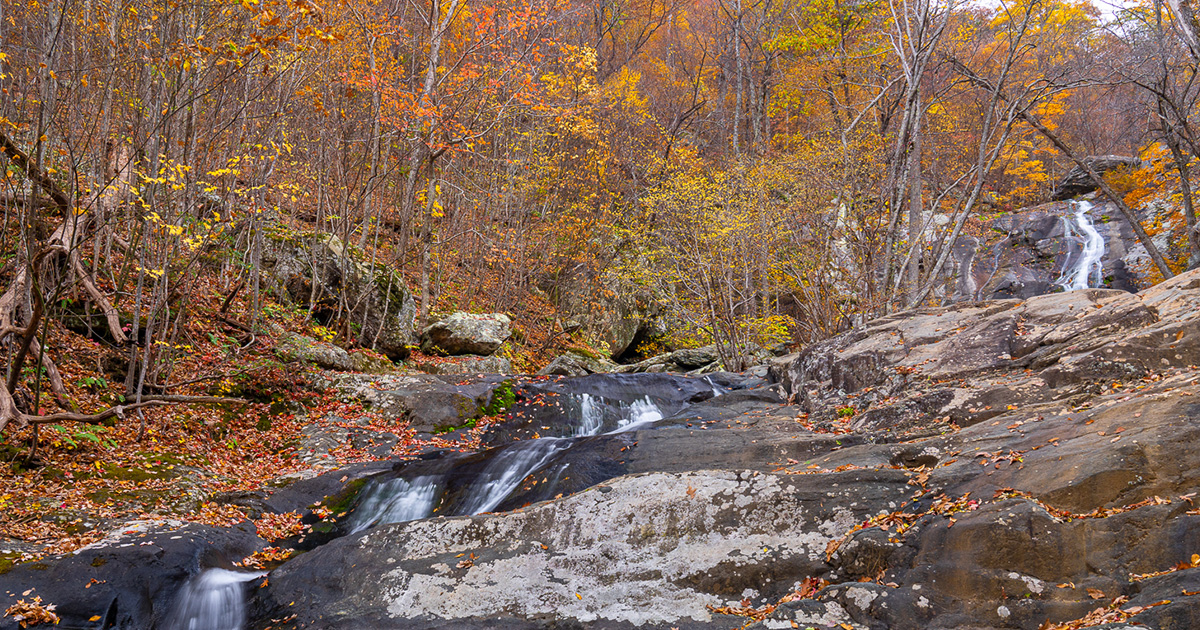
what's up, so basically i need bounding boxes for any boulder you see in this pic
[414,355,513,375]
[320,372,512,433]
[615,344,745,374]
[669,345,721,369]
[1051,155,1142,200]
[536,351,617,377]
[542,263,668,360]
[262,228,417,360]
[347,349,396,374]
[274,332,354,371]
[420,313,511,356]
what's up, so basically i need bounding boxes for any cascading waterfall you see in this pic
[346,392,668,531]
[611,398,664,433]
[574,393,665,436]
[1058,200,1106,291]
[347,475,440,533]
[702,376,726,397]
[165,568,264,630]
[458,438,571,515]
[575,394,604,437]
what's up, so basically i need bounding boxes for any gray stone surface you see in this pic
[537,351,618,377]
[321,372,511,432]
[262,469,911,629]
[275,332,354,371]
[262,229,417,359]
[414,355,513,375]
[420,312,512,356]
[1051,155,1142,200]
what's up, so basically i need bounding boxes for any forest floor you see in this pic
[0,269,572,569]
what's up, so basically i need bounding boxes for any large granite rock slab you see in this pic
[421,313,512,356]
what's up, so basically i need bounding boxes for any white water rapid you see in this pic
[166,568,264,630]
[611,397,664,433]
[347,388,669,530]
[1057,200,1106,291]
[575,393,665,436]
[575,394,605,436]
[347,475,440,533]
[459,438,571,514]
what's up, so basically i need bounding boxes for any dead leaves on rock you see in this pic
[253,511,304,542]
[1130,553,1200,582]
[993,488,1175,522]
[240,546,295,568]
[975,449,1024,468]
[1038,595,1170,630]
[4,596,60,628]
[706,576,828,622]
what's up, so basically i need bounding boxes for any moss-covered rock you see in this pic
[275,332,355,371]
[261,227,417,360]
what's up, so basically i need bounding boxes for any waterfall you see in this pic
[458,438,570,515]
[165,568,264,630]
[702,376,726,397]
[346,387,669,531]
[611,398,664,433]
[574,394,604,437]
[574,393,665,436]
[1058,201,1106,291]
[346,475,439,533]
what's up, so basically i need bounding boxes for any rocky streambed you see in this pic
[6,269,1200,630]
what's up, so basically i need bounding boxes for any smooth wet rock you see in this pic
[257,469,913,629]
[420,312,512,356]
[0,521,262,630]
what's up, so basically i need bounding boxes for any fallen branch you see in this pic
[157,364,270,391]
[0,130,72,211]
[71,254,128,345]
[29,337,72,410]
[217,314,253,333]
[220,279,246,314]
[0,394,248,434]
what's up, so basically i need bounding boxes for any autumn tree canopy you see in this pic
[2,0,1200,433]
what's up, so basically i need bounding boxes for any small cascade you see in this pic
[165,568,264,630]
[574,394,605,437]
[459,438,570,515]
[345,379,677,532]
[569,394,665,436]
[611,398,664,433]
[1058,200,1106,290]
[702,376,726,397]
[347,475,439,533]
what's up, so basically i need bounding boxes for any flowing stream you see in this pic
[165,568,264,630]
[344,389,680,533]
[165,373,729,628]
[1058,200,1106,290]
